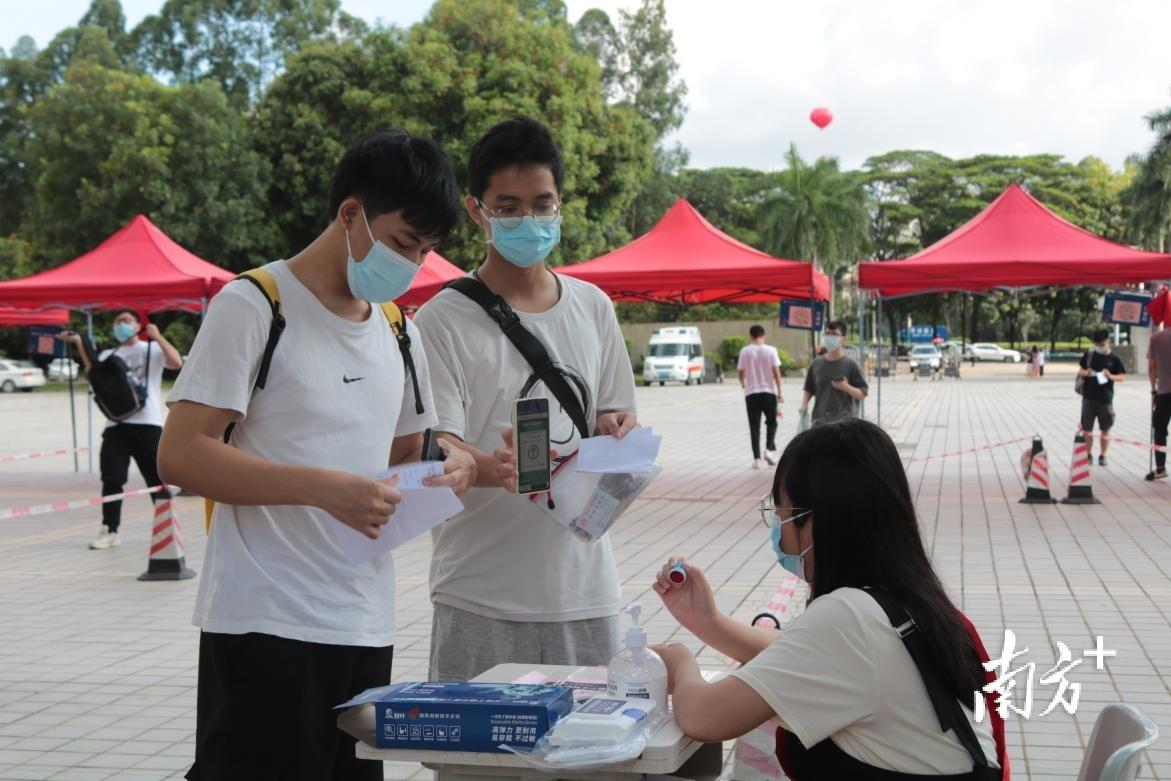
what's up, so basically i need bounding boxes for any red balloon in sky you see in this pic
[810,107,833,129]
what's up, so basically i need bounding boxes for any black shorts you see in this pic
[1081,399,1115,433]
[187,631,393,781]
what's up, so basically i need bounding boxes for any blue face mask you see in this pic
[488,216,562,268]
[113,323,138,343]
[346,208,420,303]
[823,334,843,352]
[769,510,813,580]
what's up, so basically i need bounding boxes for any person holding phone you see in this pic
[801,320,867,425]
[1078,329,1126,466]
[414,116,638,683]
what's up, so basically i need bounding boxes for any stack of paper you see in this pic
[577,427,662,474]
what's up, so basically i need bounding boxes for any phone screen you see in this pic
[514,398,551,494]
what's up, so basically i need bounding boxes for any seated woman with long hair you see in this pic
[652,418,1009,780]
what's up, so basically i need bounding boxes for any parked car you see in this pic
[47,358,80,382]
[908,345,942,371]
[965,343,1022,363]
[0,359,47,392]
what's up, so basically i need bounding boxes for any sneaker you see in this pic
[751,459,763,470]
[89,525,120,550]
[1145,469,1167,481]
[764,450,778,465]
[1098,456,1108,466]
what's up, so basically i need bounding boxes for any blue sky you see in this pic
[11,0,1171,172]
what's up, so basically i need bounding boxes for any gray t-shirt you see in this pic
[803,354,868,423]
[1149,329,1171,395]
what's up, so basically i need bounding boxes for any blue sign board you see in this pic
[898,325,949,344]
[1103,292,1150,327]
[778,299,826,331]
[27,326,66,358]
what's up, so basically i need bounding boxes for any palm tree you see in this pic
[1127,105,1171,252]
[757,144,870,318]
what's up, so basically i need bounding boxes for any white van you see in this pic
[643,326,705,386]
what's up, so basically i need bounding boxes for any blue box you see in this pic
[340,682,574,753]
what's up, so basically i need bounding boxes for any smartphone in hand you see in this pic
[512,398,551,495]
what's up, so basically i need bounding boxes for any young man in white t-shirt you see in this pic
[59,311,184,549]
[158,130,476,781]
[737,324,783,469]
[414,117,639,682]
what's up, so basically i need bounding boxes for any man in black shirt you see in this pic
[1079,328,1126,466]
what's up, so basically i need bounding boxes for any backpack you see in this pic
[1074,350,1091,396]
[81,334,152,422]
[203,267,422,531]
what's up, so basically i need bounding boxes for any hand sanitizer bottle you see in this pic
[606,602,668,712]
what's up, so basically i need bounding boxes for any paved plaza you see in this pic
[1,360,1169,780]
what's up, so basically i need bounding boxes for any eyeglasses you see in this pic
[758,494,810,529]
[477,199,562,229]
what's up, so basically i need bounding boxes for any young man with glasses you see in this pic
[414,116,639,682]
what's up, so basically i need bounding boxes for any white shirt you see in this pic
[737,343,781,397]
[414,274,637,622]
[167,260,437,646]
[99,340,166,427]
[731,587,999,774]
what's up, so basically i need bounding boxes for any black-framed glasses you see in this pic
[758,494,811,529]
[476,199,562,229]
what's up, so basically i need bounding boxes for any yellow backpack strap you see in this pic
[205,268,285,533]
[380,302,424,415]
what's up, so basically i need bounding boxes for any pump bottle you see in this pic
[606,602,668,712]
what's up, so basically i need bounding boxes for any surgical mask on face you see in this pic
[823,334,843,352]
[769,510,814,580]
[487,216,562,267]
[346,208,420,303]
[1093,345,1109,355]
[113,323,138,343]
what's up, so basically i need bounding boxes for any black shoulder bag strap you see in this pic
[445,276,590,439]
[862,587,992,772]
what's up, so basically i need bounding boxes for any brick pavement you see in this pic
[0,362,1168,780]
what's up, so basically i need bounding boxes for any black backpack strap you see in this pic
[862,587,990,770]
[445,276,590,439]
[380,302,424,415]
[221,271,286,444]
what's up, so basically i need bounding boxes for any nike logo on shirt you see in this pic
[342,375,365,384]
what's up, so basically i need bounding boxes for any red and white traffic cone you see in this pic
[1019,435,1057,504]
[138,498,197,581]
[1062,431,1100,505]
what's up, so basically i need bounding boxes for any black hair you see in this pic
[1092,328,1110,344]
[749,325,766,339]
[468,116,565,200]
[112,309,138,322]
[773,418,986,705]
[826,320,847,335]
[328,128,461,239]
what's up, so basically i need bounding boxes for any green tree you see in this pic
[21,62,277,271]
[253,0,656,266]
[1126,101,1171,252]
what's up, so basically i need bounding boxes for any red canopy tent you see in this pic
[858,183,1171,297]
[561,198,829,304]
[398,251,465,309]
[0,215,234,313]
[0,307,69,327]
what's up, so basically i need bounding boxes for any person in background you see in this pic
[1036,345,1046,377]
[650,418,1007,779]
[801,320,867,425]
[737,324,783,469]
[1079,328,1126,466]
[1028,346,1039,378]
[1147,323,1171,480]
[58,312,183,550]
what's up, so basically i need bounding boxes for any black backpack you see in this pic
[81,334,151,422]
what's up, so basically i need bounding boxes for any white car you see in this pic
[47,358,80,382]
[0,359,47,392]
[966,343,1022,363]
[908,345,942,370]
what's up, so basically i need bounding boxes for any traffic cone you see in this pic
[1061,431,1100,505]
[1019,435,1057,504]
[138,498,197,581]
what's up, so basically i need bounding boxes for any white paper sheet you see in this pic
[577,427,662,473]
[1096,371,1109,385]
[329,462,464,565]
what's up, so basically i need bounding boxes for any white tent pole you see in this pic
[877,296,884,428]
[85,310,94,474]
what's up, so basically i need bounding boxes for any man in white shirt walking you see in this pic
[415,116,639,683]
[737,325,783,468]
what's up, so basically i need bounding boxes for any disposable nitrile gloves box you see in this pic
[337,682,574,753]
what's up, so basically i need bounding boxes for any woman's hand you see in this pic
[423,440,477,495]
[650,642,696,693]
[653,557,719,637]
[596,411,638,438]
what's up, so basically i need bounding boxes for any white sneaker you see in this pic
[751,459,763,470]
[764,450,778,465]
[89,525,120,550]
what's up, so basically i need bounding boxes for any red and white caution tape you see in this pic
[905,436,1033,464]
[1077,432,1168,453]
[0,485,174,521]
[0,446,90,464]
